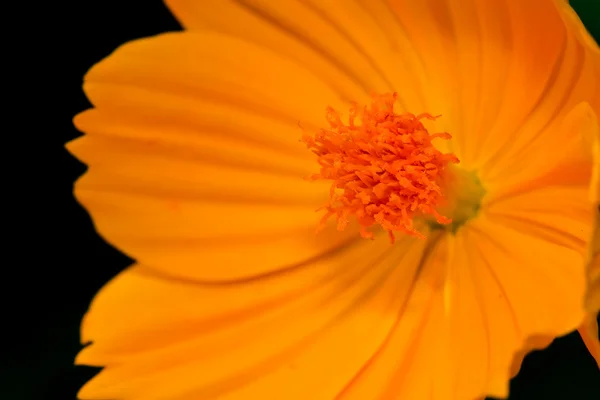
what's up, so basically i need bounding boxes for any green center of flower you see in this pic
[429,165,486,233]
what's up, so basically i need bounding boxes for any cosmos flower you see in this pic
[69,1,600,399]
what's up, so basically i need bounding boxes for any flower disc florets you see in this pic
[302,93,459,243]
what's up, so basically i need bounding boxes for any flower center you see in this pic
[430,165,486,233]
[302,93,461,243]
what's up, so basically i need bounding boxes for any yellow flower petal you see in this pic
[449,215,586,396]
[470,212,587,335]
[69,32,366,281]
[165,0,428,112]
[483,102,597,205]
[460,216,586,397]
[485,185,591,251]
[385,0,600,173]
[335,235,454,399]
[580,92,600,369]
[586,112,600,313]
[77,235,429,400]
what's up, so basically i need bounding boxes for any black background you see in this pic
[12,1,600,399]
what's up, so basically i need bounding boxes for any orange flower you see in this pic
[68,1,600,399]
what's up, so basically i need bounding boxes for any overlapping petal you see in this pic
[77,234,429,399]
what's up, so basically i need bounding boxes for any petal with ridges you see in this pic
[476,0,599,176]
[467,214,586,339]
[336,234,449,399]
[82,32,346,128]
[69,32,363,281]
[581,106,600,368]
[483,102,597,205]
[384,0,600,177]
[77,234,429,400]
[585,117,600,312]
[483,185,591,251]
[164,0,429,111]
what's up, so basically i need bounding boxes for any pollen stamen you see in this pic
[302,93,459,243]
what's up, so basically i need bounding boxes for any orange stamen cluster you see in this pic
[302,93,459,243]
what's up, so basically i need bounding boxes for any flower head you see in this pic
[302,93,459,241]
[69,1,600,399]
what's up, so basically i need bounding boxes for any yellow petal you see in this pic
[586,117,600,313]
[385,0,600,175]
[334,234,452,400]
[484,102,598,205]
[481,101,598,370]
[478,0,600,177]
[580,97,600,369]
[165,0,429,113]
[83,232,531,400]
[328,218,582,400]
[77,234,429,400]
[68,32,362,281]
[484,185,591,252]
[481,182,595,373]
[456,213,588,395]
[165,0,600,170]
[484,102,599,369]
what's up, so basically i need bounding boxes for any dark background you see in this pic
[12,1,600,399]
